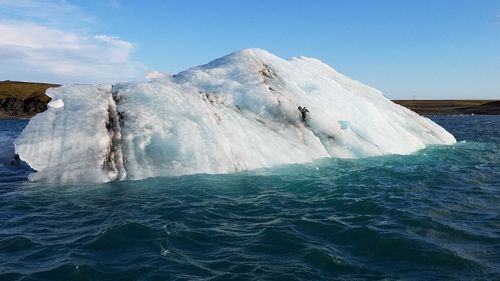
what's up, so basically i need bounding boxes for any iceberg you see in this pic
[15,48,456,183]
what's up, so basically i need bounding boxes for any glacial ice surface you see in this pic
[15,48,456,183]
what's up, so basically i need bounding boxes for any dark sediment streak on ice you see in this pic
[103,91,126,181]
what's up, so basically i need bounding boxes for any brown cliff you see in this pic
[0,81,59,118]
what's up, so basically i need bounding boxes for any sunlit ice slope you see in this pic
[15,48,456,183]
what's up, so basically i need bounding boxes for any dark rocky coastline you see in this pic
[0,81,59,118]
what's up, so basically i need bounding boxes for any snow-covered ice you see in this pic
[47,99,64,109]
[15,48,456,183]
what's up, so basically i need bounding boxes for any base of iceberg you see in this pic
[15,49,456,183]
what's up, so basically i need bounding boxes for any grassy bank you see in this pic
[0,81,59,118]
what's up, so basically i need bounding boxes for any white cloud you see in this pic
[0,0,92,29]
[0,21,80,49]
[0,1,145,83]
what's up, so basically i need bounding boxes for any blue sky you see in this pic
[0,0,499,99]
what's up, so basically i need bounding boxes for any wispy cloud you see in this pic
[0,0,144,83]
[0,0,92,29]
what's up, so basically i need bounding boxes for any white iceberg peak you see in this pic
[15,49,455,183]
[146,71,171,82]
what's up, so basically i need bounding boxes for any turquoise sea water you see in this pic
[0,116,499,280]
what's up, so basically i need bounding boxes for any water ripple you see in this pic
[0,116,499,280]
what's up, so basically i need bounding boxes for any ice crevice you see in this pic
[103,91,126,181]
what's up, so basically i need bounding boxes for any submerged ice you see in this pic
[15,48,456,183]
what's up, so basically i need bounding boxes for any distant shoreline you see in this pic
[1,80,499,118]
[393,100,500,116]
